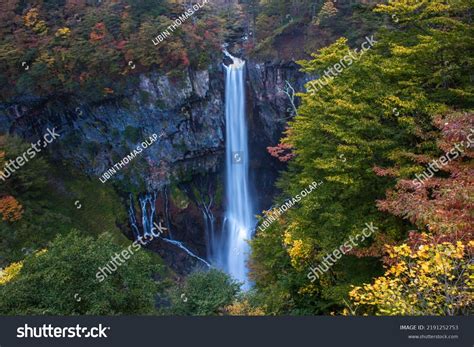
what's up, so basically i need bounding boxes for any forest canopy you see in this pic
[0,0,472,317]
[251,0,473,315]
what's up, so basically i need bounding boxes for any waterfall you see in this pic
[140,192,157,237]
[202,201,215,261]
[160,237,211,268]
[129,191,210,268]
[182,183,218,264]
[128,194,140,239]
[162,187,173,239]
[221,50,255,290]
[198,194,216,261]
[127,50,256,287]
[128,192,157,238]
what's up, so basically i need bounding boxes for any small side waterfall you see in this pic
[181,183,219,265]
[129,194,141,239]
[162,187,173,239]
[129,192,210,268]
[221,50,255,290]
[140,192,157,237]
[160,237,211,267]
[129,192,157,238]
[198,195,216,261]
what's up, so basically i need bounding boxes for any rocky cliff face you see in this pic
[245,59,309,211]
[0,56,308,275]
[1,65,224,188]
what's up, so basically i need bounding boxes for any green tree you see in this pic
[0,231,163,315]
[164,269,240,316]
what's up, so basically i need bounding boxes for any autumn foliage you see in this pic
[349,239,473,316]
[0,195,23,222]
[251,0,474,315]
[376,112,474,243]
[0,1,225,101]
[267,127,296,162]
[267,142,296,162]
[0,261,23,285]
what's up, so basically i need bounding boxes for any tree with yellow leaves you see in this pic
[23,8,48,35]
[314,0,338,26]
[55,27,71,38]
[224,299,265,316]
[348,238,473,316]
[0,261,23,285]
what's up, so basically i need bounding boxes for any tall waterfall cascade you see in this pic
[127,50,256,288]
[221,50,255,290]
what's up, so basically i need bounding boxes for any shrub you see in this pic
[165,269,240,316]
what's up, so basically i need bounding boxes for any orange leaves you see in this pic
[115,40,128,51]
[23,8,39,28]
[0,195,23,222]
[348,233,395,258]
[79,72,89,83]
[89,22,107,42]
[372,165,398,177]
[267,142,296,162]
[0,145,22,222]
[23,8,48,35]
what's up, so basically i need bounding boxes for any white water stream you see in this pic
[220,50,255,290]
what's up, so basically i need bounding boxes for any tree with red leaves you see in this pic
[376,112,473,247]
[267,127,296,162]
